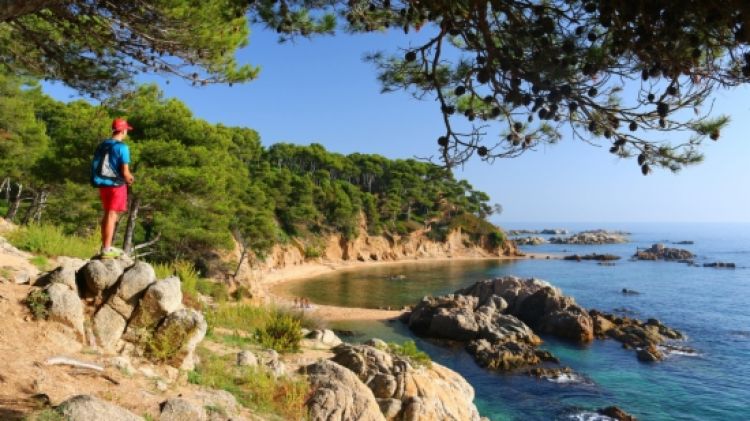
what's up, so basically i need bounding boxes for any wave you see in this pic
[544,372,591,385]
[660,345,701,358]
[566,411,616,421]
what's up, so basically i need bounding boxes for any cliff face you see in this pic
[225,216,518,299]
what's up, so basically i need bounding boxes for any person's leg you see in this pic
[101,210,118,250]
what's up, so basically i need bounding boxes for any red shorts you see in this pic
[99,185,128,212]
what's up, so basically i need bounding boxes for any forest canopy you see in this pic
[0,71,503,262]
[2,1,750,172]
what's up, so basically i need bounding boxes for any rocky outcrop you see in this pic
[563,253,620,261]
[703,262,736,268]
[550,231,628,245]
[307,344,483,421]
[57,395,143,421]
[35,264,77,291]
[590,310,684,362]
[155,308,207,370]
[598,406,638,421]
[302,329,343,349]
[45,282,85,338]
[129,276,182,329]
[304,360,385,421]
[634,243,694,262]
[79,258,127,297]
[159,398,207,421]
[513,236,547,246]
[508,229,568,236]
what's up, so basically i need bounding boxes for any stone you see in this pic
[304,329,343,349]
[159,398,207,421]
[80,259,124,296]
[598,405,638,421]
[109,356,135,374]
[93,304,127,351]
[108,261,156,319]
[330,344,483,421]
[45,282,85,337]
[13,270,31,284]
[236,350,257,367]
[154,308,207,370]
[563,253,620,261]
[428,307,479,341]
[365,338,388,349]
[634,243,694,262]
[376,398,402,419]
[549,231,628,245]
[35,265,77,290]
[637,345,663,362]
[57,395,143,421]
[304,360,385,421]
[129,276,182,329]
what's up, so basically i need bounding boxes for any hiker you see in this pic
[91,118,135,258]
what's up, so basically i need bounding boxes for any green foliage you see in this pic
[231,285,253,301]
[388,340,432,367]
[254,312,303,354]
[29,255,50,271]
[206,303,271,335]
[196,278,229,303]
[188,347,308,419]
[143,323,187,364]
[25,288,50,320]
[6,224,99,258]
[23,409,64,421]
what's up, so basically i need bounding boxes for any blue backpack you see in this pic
[90,141,124,187]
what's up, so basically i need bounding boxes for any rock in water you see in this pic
[154,308,207,370]
[57,395,143,421]
[304,360,385,421]
[45,282,85,338]
[633,243,694,262]
[598,405,638,420]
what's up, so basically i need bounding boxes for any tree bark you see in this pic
[231,229,247,279]
[5,183,22,221]
[122,195,140,254]
[32,190,48,224]
[0,0,64,23]
[21,191,41,225]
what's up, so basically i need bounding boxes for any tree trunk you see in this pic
[32,190,48,224]
[231,229,247,279]
[5,183,22,221]
[21,191,41,225]
[122,195,140,254]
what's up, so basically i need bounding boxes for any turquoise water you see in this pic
[292,223,750,420]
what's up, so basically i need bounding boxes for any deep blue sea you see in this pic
[289,223,750,420]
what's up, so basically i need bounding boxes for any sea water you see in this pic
[287,223,750,420]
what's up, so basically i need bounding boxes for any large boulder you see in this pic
[634,243,694,262]
[516,287,594,343]
[129,276,182,329]
[80,259,126,296]
[93,304,128,351]
[159,398,207,421]
[35,264,77,291]
[108,261,156,319]
[304,360,385,421]
[329,344,483,421]
[154,308,207,370]
[57,395,143,421]
[45,282,85,338]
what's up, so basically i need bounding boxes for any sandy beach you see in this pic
[264,252,559,321]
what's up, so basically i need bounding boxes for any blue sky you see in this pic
[43,26,750,223]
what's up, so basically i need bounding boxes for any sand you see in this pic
[263,252,559,322]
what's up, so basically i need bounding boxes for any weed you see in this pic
[7,224,98,258]
[143,323,188,364]
[24,409,64,421]
[25,288,50,320]
[254,312,302,353]
[29,255,50,271]
[388,340,432,367]
[189,347,308,419]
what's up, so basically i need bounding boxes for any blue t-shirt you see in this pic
[91,139,131,187]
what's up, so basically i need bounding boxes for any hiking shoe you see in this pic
[100,248,123,259]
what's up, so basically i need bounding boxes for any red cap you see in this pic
[112,118,133,132]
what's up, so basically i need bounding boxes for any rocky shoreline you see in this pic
[401,276,689,374]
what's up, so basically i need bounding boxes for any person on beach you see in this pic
[91,118,135,258]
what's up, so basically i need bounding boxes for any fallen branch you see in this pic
[133,232,161,250]
[44,356,103,371]
[69,368,120,385]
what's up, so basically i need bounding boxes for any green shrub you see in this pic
[231,286,253,301]
[206,303,270,334]
[7,224,99,258]
[189,347,308,419]
[172,260,199,296]
[30,255,51,271]
[303,245,322,259]
[25,288,51,320]
[196,278,229,303]
[152,262,173,279]
[254,312,302,353]
[143,323,187,364]
[24,408,64,421]
[388,340,431,367]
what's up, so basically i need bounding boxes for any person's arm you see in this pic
[121,164,134,185]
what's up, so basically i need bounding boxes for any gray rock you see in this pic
[160,398,207,421]
[57,395,143,421]
[236,350,257,367]
[304,360,385,421]
[80,259,124,296]
[191,388,242,420]
[93,304,127,351]
[129,276,182,329]
[36,265,77,290]
[304,329,343,348]
[45,282,85,337]
[428,307,479,341]
[365,338,388,350]
[154,308,207,370]
[13,270,31,284]
[108,261,156,319]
